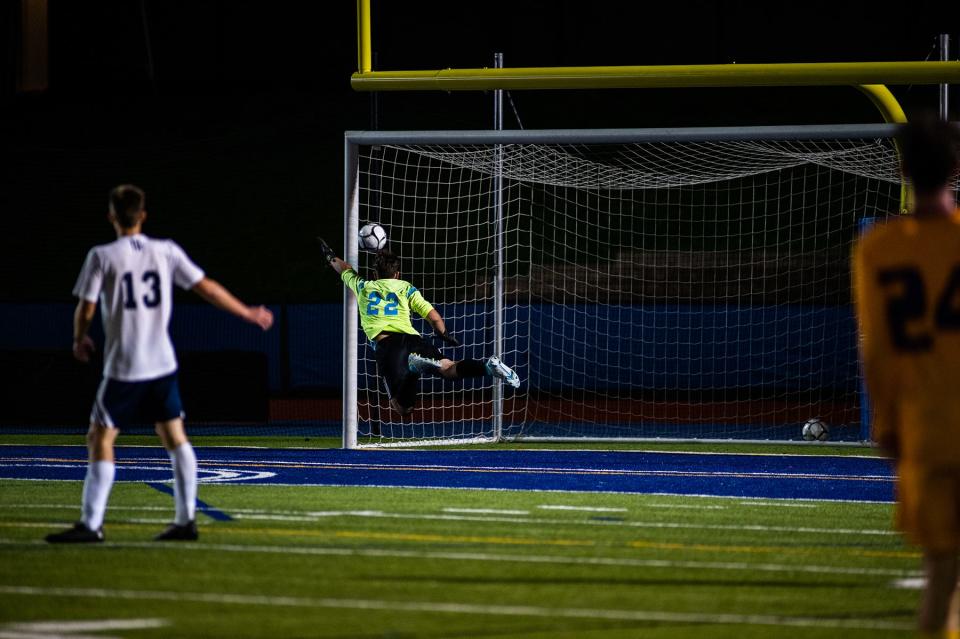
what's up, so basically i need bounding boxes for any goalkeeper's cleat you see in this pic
[45,522,104,544]
[154,520,198,541]
[408,353,442,375]
[486,356,520,388]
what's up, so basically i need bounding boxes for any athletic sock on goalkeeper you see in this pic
[453,359,487,379]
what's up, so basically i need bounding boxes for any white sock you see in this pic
[81,460,115,531]
[168,442,197,525]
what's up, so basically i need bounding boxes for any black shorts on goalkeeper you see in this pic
[373,332,443,411]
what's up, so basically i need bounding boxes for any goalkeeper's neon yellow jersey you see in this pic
[341,269,434,340]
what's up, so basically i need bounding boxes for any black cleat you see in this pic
[154,520,198,541]
[45,522,104,544]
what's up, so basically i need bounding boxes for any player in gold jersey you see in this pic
[853,118,960,638]
[318,240,519,416]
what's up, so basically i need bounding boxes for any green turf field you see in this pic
[0,449,917,638]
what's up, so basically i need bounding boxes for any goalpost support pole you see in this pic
[357,0,371,74]
[941,34,951,121]
[493,52,505,442]
[856,217,877,444]
[343,139,360,449]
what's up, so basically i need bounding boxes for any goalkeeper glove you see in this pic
[316,237,336,264]
[435,330,460,347]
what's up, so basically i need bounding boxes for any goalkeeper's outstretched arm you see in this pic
[329,257,352,275]
[317,237,352,275]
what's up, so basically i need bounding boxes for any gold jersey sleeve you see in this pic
[853,211,960,466]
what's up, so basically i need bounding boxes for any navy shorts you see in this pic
[91,371,185,428]
[373,333,443,410]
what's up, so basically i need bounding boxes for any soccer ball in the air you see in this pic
[802,418,830,441]
[359,223,388,252]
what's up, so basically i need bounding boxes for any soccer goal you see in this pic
[342,125,904,448]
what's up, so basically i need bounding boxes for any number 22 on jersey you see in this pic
[879,265,960,352]
[366,291,399,316]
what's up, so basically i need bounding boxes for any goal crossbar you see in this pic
[346,124,900,147]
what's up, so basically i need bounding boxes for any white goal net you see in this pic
[342,126,905,447]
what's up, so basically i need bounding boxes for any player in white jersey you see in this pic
[46,185,273,543]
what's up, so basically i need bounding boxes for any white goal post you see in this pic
[342,124,905,448]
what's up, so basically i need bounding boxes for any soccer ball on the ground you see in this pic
[802,418,830,441]
[359,223,388,252]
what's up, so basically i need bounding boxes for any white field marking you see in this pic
[414,446,888,462]
[644,503,727,510]
[604,448,887,461]
[740,501,819,508]
[890,578,926,589]
[0,504,896,536]
[0,520,196,531]
[537,505,628,512]
[5,619,168,633]
[0,457,892,483]
[0,631,107,639]
[157,510,899,536]
[215,462,894,483]
[230,510,388,522]
[0,477,896,505]
[0,463,274,484]
[231,514,323,523]
[0,585,913,631]
[15,504,174,512]
[0,538,921,579]
[167,481,904,505]
[9,504,384,519]
[443,508,530,515]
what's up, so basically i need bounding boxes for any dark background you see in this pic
[2,0,957,304]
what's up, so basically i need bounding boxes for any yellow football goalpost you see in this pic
[351,0,958,122]
[350,0,958,212]
[341,1,958,447]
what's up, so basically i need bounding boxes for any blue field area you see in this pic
[0,446,894,502]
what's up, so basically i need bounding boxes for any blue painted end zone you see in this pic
[0,446,895,503]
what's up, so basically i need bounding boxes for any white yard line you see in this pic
[890,578,925,589]
[1,504,897,536]
[645,503,727,510]
[740,501,819,508]
[0,458,892,482]
[0,538,920,578]
[443,508,530,515]
[0,477,897,504]
[0,617,166,639]
[538,505,627,512]
[0,585,912,631]
[0,464,273,483]
[4,619,167,632]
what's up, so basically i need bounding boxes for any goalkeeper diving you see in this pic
[319,239,520,416]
